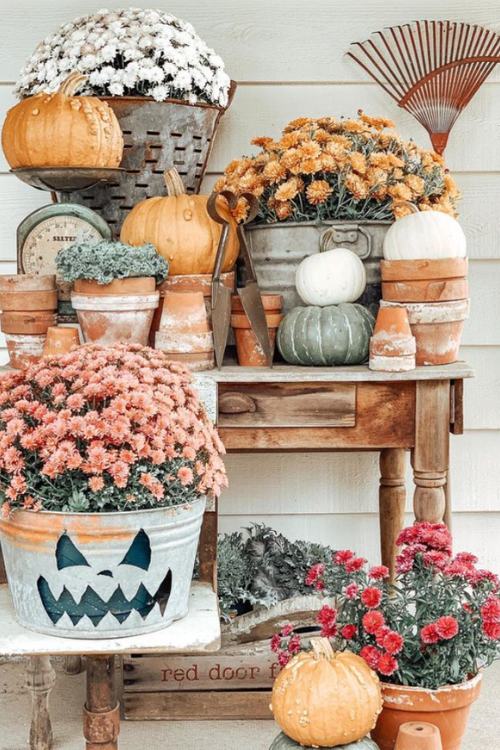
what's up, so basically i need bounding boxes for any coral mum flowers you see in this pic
[0,343,227,514]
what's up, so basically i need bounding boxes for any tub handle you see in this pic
[320,225,372,259]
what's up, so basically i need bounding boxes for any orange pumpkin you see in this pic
[120,169,239,276]
[271,638,382,747]
[1,72,123,168]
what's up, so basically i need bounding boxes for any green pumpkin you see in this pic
[277,303,374,366]
[270,733,379,749]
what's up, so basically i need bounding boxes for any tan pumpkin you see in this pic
[271,638,382,747]
[120,169,239,276]
[1,72,123,168]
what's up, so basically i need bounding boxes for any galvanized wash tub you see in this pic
[0,497,205,638]
[246,221,391,316]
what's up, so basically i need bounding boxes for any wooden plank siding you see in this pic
[0,0,498,570]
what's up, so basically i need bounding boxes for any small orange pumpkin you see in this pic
[271,638,382,747]
[120,169,239,276]
[1,72,123,169]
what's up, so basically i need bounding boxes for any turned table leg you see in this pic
[379,448,406,579]
[412,380,450,523]
[26,656,56,750]
[84,656,120,750]
[63,656,84,675]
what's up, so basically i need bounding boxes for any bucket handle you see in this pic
[320,224,372,259]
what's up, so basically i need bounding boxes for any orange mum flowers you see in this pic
[217,112,458,223]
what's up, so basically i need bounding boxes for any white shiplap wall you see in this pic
[1,1,499,569]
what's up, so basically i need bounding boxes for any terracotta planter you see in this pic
[381,299,469,366]
[395,722,443,750]
[0,274,56,292]
[373,677,482,750]
[381,258,468,303]
[150,272,235,345]
[5,333,46,369]
[231,311,283,367]
[155,290,214,370]
[370,306,416,372]
[0,311,57,335]
[0,289,58,312]
[42,326,81,357]
[73,277,156,295]
[159,291,210,334]
[71,291,159,345]
[231,293,283,314]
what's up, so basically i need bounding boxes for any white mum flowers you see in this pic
[15,7,231,107]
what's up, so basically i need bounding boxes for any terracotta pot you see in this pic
[231,293,283,315]
[71,292,159,345]
[381,258,468,303]
[150,272,235,345]
[381,299,469,366]
[371,675,482,750]
[380,258,468,281]
[156,349,215,372]
[73,277,156,296]
[0,274,56,292]
[370,306,416,372]
[0,311,57,335]
[395,722,443,750]
[231,312,283,367]
[0,289,58,312]
[159,291,210,334]
[42,326,81,357]
[5,333,46,369]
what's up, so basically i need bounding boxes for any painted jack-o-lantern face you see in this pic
[37,529,172,627]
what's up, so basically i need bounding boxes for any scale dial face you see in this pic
[21,215,103,277]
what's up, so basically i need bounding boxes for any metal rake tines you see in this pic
[348,20,500,153]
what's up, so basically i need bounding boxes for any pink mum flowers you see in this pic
[0,343,227,513]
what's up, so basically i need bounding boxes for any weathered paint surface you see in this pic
[0,498,205,638]
[72,292,159,345]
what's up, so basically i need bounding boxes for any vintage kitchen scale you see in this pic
[13,167,120,321]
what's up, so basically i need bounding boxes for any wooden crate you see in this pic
[122,595,323,720]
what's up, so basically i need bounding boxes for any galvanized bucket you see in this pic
[246,221,391,316]
[0,497,205,638]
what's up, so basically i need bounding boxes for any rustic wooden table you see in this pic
[0,360,473,748]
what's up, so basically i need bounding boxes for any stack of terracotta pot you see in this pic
[231,294,283,366]
[155,290,215,370]
[150,271,235,347]
[0,275,57,368]
[380,258,469,366]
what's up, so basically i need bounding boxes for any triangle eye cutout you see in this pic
[119,529,151,571]
[56,533,91,570]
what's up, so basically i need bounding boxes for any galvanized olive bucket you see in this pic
[0,497,205,638]
[246,221,391,316]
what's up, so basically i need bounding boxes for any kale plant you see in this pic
[56,240,168,285]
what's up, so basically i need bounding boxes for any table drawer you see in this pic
[218,382,356,428]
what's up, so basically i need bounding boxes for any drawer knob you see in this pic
[219,391,257,415]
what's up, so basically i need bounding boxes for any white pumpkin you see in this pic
[383,210,466,260]
[295,247,366,306]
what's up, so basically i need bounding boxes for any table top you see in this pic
[202,360,474,383]
[0,582,220,657]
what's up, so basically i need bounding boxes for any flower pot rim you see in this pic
[98,81,237,113]
[4,495,206,519]
[381,671,483,695]
[246,219,393,230]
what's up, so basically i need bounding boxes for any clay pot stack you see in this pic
[369,306,416,372]
[380,258,469,366]
[0,275,57,368]
[231,294,283,367]
[150,271,235,347]
[155,290,214,370]
[71,277,159,345]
